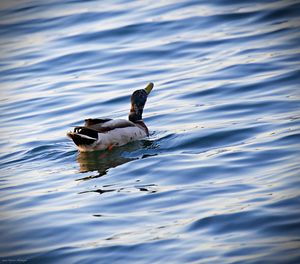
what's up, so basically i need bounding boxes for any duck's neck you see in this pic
[134,120,149,136]
[128,104,143,122]
[128,89,148,122]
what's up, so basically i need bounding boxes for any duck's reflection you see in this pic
[76,140,155,180]
[76,140,160,198]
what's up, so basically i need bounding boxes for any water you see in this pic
[1,0,300,263]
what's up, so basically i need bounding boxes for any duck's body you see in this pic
[67,83,153,152]
[67,118,148,152]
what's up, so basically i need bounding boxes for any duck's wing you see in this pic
[84,118,112,127]
[75,119,136,133]
[89,119,135,132]
[83,118,114,133]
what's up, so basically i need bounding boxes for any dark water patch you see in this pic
[275,132,300,145]
[227,148,296,169]
[0,16,72,36]
[181,70,300,101]
[0,143,75,169]
[100,94,129,106]
[1,50,105,78]
[260,2,300,22]
[211,62,282,78]
[61,20,176,44]
[166,126,262,151]
[37,51,102,69]
[4,96,123,124]
[60,12,246,46]
[0,150,24,165]
[27,238,181,264]
[0,96,48,112]
[187,210,300,236]
[200,100,299,119]
[195,183,256,197]
[224,245,271,258]
[0,3,126,35]
[265,195,300,209]
[225,69,300,97]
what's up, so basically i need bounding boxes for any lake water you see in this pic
[1,0,300,263]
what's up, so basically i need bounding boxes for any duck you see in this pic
[67,82,154,152]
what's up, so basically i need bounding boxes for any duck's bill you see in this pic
[144,82,154,94]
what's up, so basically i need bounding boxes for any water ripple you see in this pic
[1,0,300,263]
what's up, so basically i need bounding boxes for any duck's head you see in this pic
[128,82,154,122]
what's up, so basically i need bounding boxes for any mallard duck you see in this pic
[67,83,154,152]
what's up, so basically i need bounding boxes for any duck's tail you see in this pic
[67,127,98,147]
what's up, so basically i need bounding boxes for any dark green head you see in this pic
[128,83,154,122]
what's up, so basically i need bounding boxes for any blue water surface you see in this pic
[0,0,300,263]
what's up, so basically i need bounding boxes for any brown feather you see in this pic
[74,119,136,134]
[84,118,111,126]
